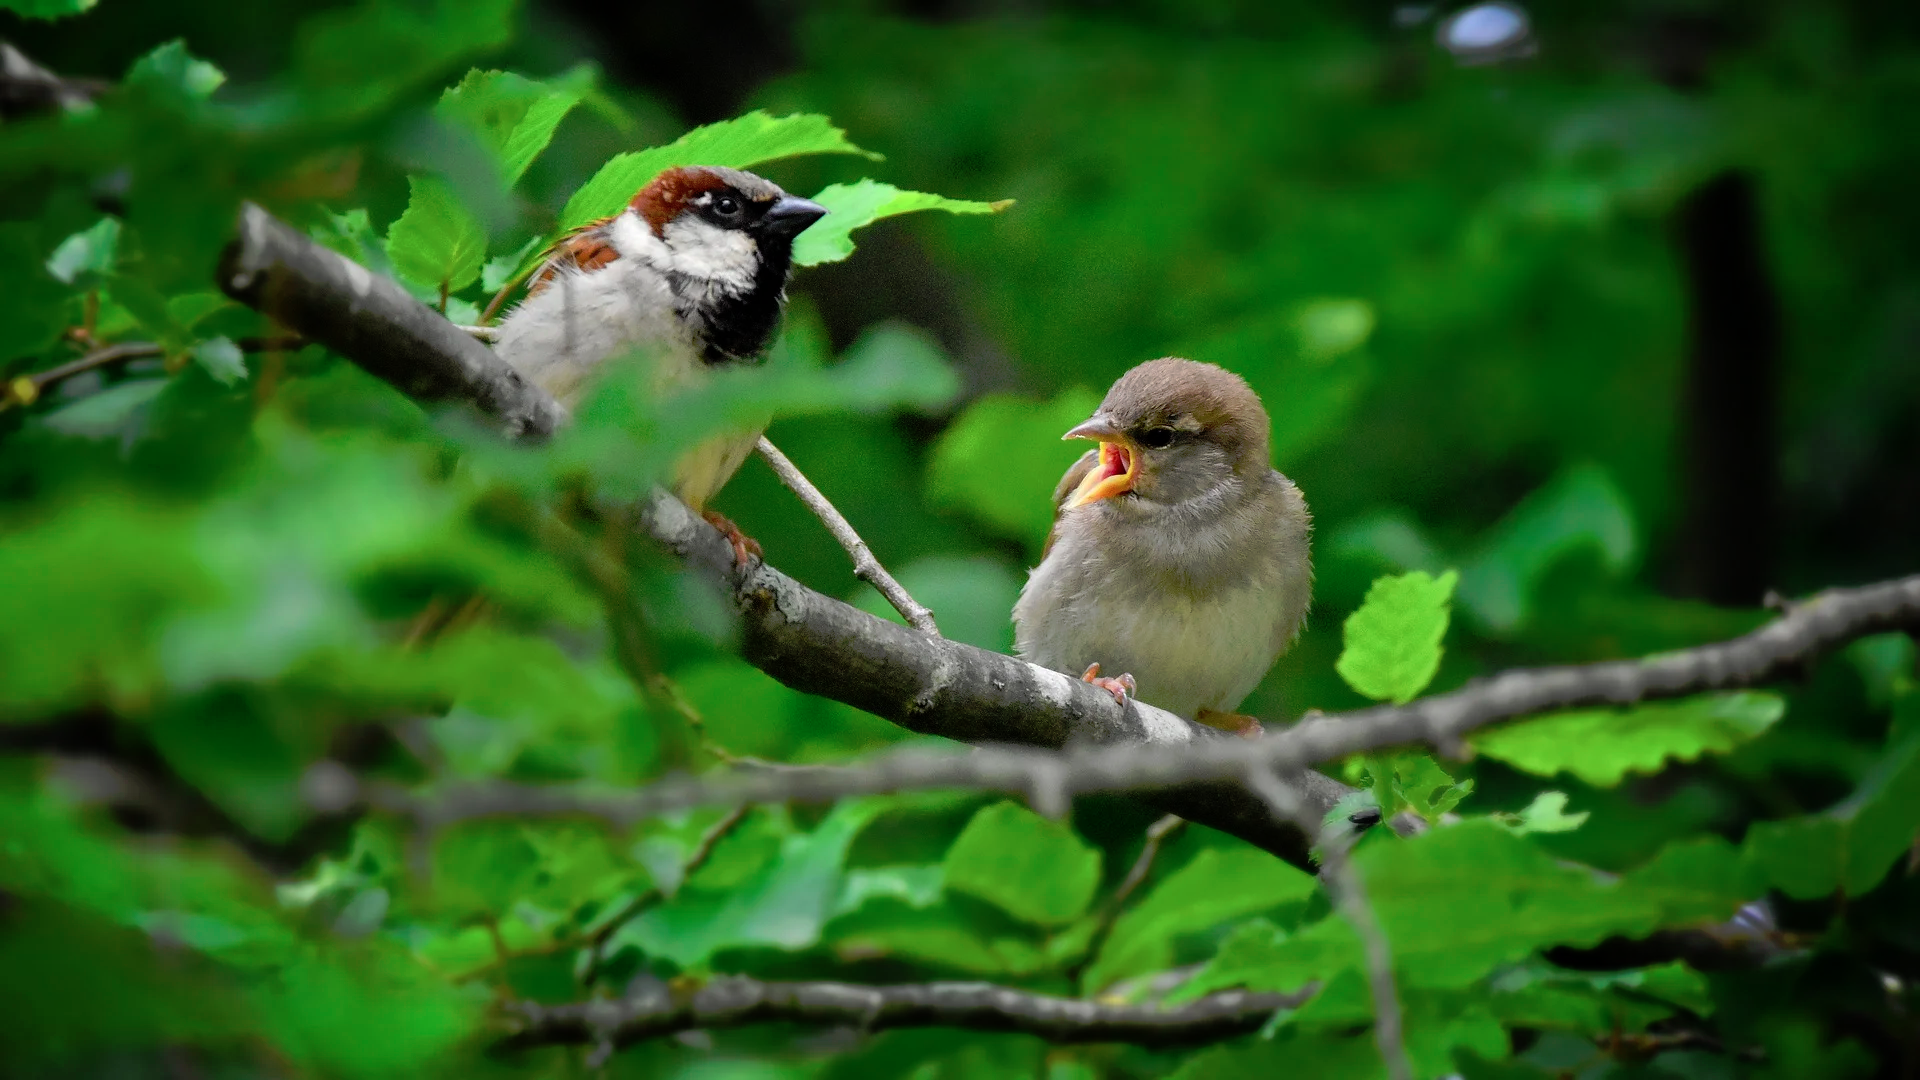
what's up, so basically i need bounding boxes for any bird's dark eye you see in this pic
[1139,426,1177,449]
[713,195,742,217]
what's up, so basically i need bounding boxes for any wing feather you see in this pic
[1040,449,1099,560]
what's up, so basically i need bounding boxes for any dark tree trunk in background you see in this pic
[1671,170,1781,606]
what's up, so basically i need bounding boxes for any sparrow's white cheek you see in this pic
[661,216,759,293]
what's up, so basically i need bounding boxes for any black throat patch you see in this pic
[694,239,796,366]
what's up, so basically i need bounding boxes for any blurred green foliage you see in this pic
[2,0,1918,1077]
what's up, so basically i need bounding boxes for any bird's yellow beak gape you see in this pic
[1062,417,1139,508]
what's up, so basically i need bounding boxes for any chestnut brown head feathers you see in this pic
[491,165,827,514]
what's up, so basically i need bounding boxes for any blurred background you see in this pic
[3,1,1919,1074]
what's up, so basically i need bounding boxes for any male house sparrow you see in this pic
[1012,358,1313,736]
[491,165,827,557]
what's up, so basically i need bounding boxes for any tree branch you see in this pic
[220,202,1347,870]
[217,203,565,440]
[494,976,1309,1053]
[216,204,1920,868]
[755,436,940,634]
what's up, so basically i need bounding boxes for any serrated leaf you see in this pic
[1746,722,1920,898]
[190,337,247,386]
[436,67,589,185]
[126,40,227,100]
[1472,691,1786,787]
[45,217,120,284]
[943,801,1101,927]
[386,175,487,293]
[926,387,1105,555]
[620,800,884,966]
[560,111,878,229]
[1084,846,1318,991]
[793,179,1011,267]
[1336,569,1459,703]
[482,235,545,293]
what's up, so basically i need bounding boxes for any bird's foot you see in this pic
[1080,663,1137,707]
[1196,708,1265,740]
[701,509,763,566]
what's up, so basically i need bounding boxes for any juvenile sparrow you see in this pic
[1012,358,1313,736]
[491,165,827,558]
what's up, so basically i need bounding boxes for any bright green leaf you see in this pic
[1493,791,1589,835]
[0,0,98,19]
[1336,569,1460,704]
[190,337,247,386]
[1457,464,1637,632]
[436,67,590,185]
[561,111,879,230]
[943,801,1102,927]
[385,175,487,293]
[793,179,1011,267]
[1472,691,1786,787]
[46,217,120,285]
[1085,846,1318,991]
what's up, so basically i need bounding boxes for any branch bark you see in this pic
[495,976,1309,1052]
[220,202,1349,870]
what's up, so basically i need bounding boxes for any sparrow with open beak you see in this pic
[1012,357,1313,736]
[491,165,828,561]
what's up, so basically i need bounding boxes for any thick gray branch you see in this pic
[496,976,1308,1052]
[219,205,1345,870]
[217,203,565,439]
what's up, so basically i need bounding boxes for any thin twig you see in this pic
[3,335,305,410]
[755,436,939,635]
[1243,768,1411,1080]
[579,804,751,985]
[1071,814,1186,985]
[497,975,1312,1052]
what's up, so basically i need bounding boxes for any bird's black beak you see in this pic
[759,195,829,238]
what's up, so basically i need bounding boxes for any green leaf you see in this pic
[852,554,1022,652]
[1335,569,1460,704]
[926,387,1105,555]
[190,337,247,386]
[45,217,121,284]
[1165,917,1301,1001]
[1492,791,1589,835]
[482,235,544,293]
[1085,846,1318,991]
[0,0,97,19]
[793,179,1011,267]
[126,40,227,100]
[1229,823,1754,993]
[435,67,591,185]
[0,223,74,362]
[561,111,880,230]
[1746,723,1920,898]
[1386,754,1475,821]
[1457,464,1637,632]
[943,801,1101,927]
[385,175,487,293]
[1472,691,1786,787]
[621,800,884,966]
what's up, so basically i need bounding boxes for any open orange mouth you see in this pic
[1066,439,1137,508]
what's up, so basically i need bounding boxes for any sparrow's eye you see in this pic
[1139,426,1177,449]
[713,195,743,217]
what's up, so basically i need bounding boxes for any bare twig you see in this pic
[496,976,1311,1052]
[2,335,305,410]
[1243,767,1410,1080]
[579,805,750,985]
[755,436,940,635]
[1071,814,1186,984]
